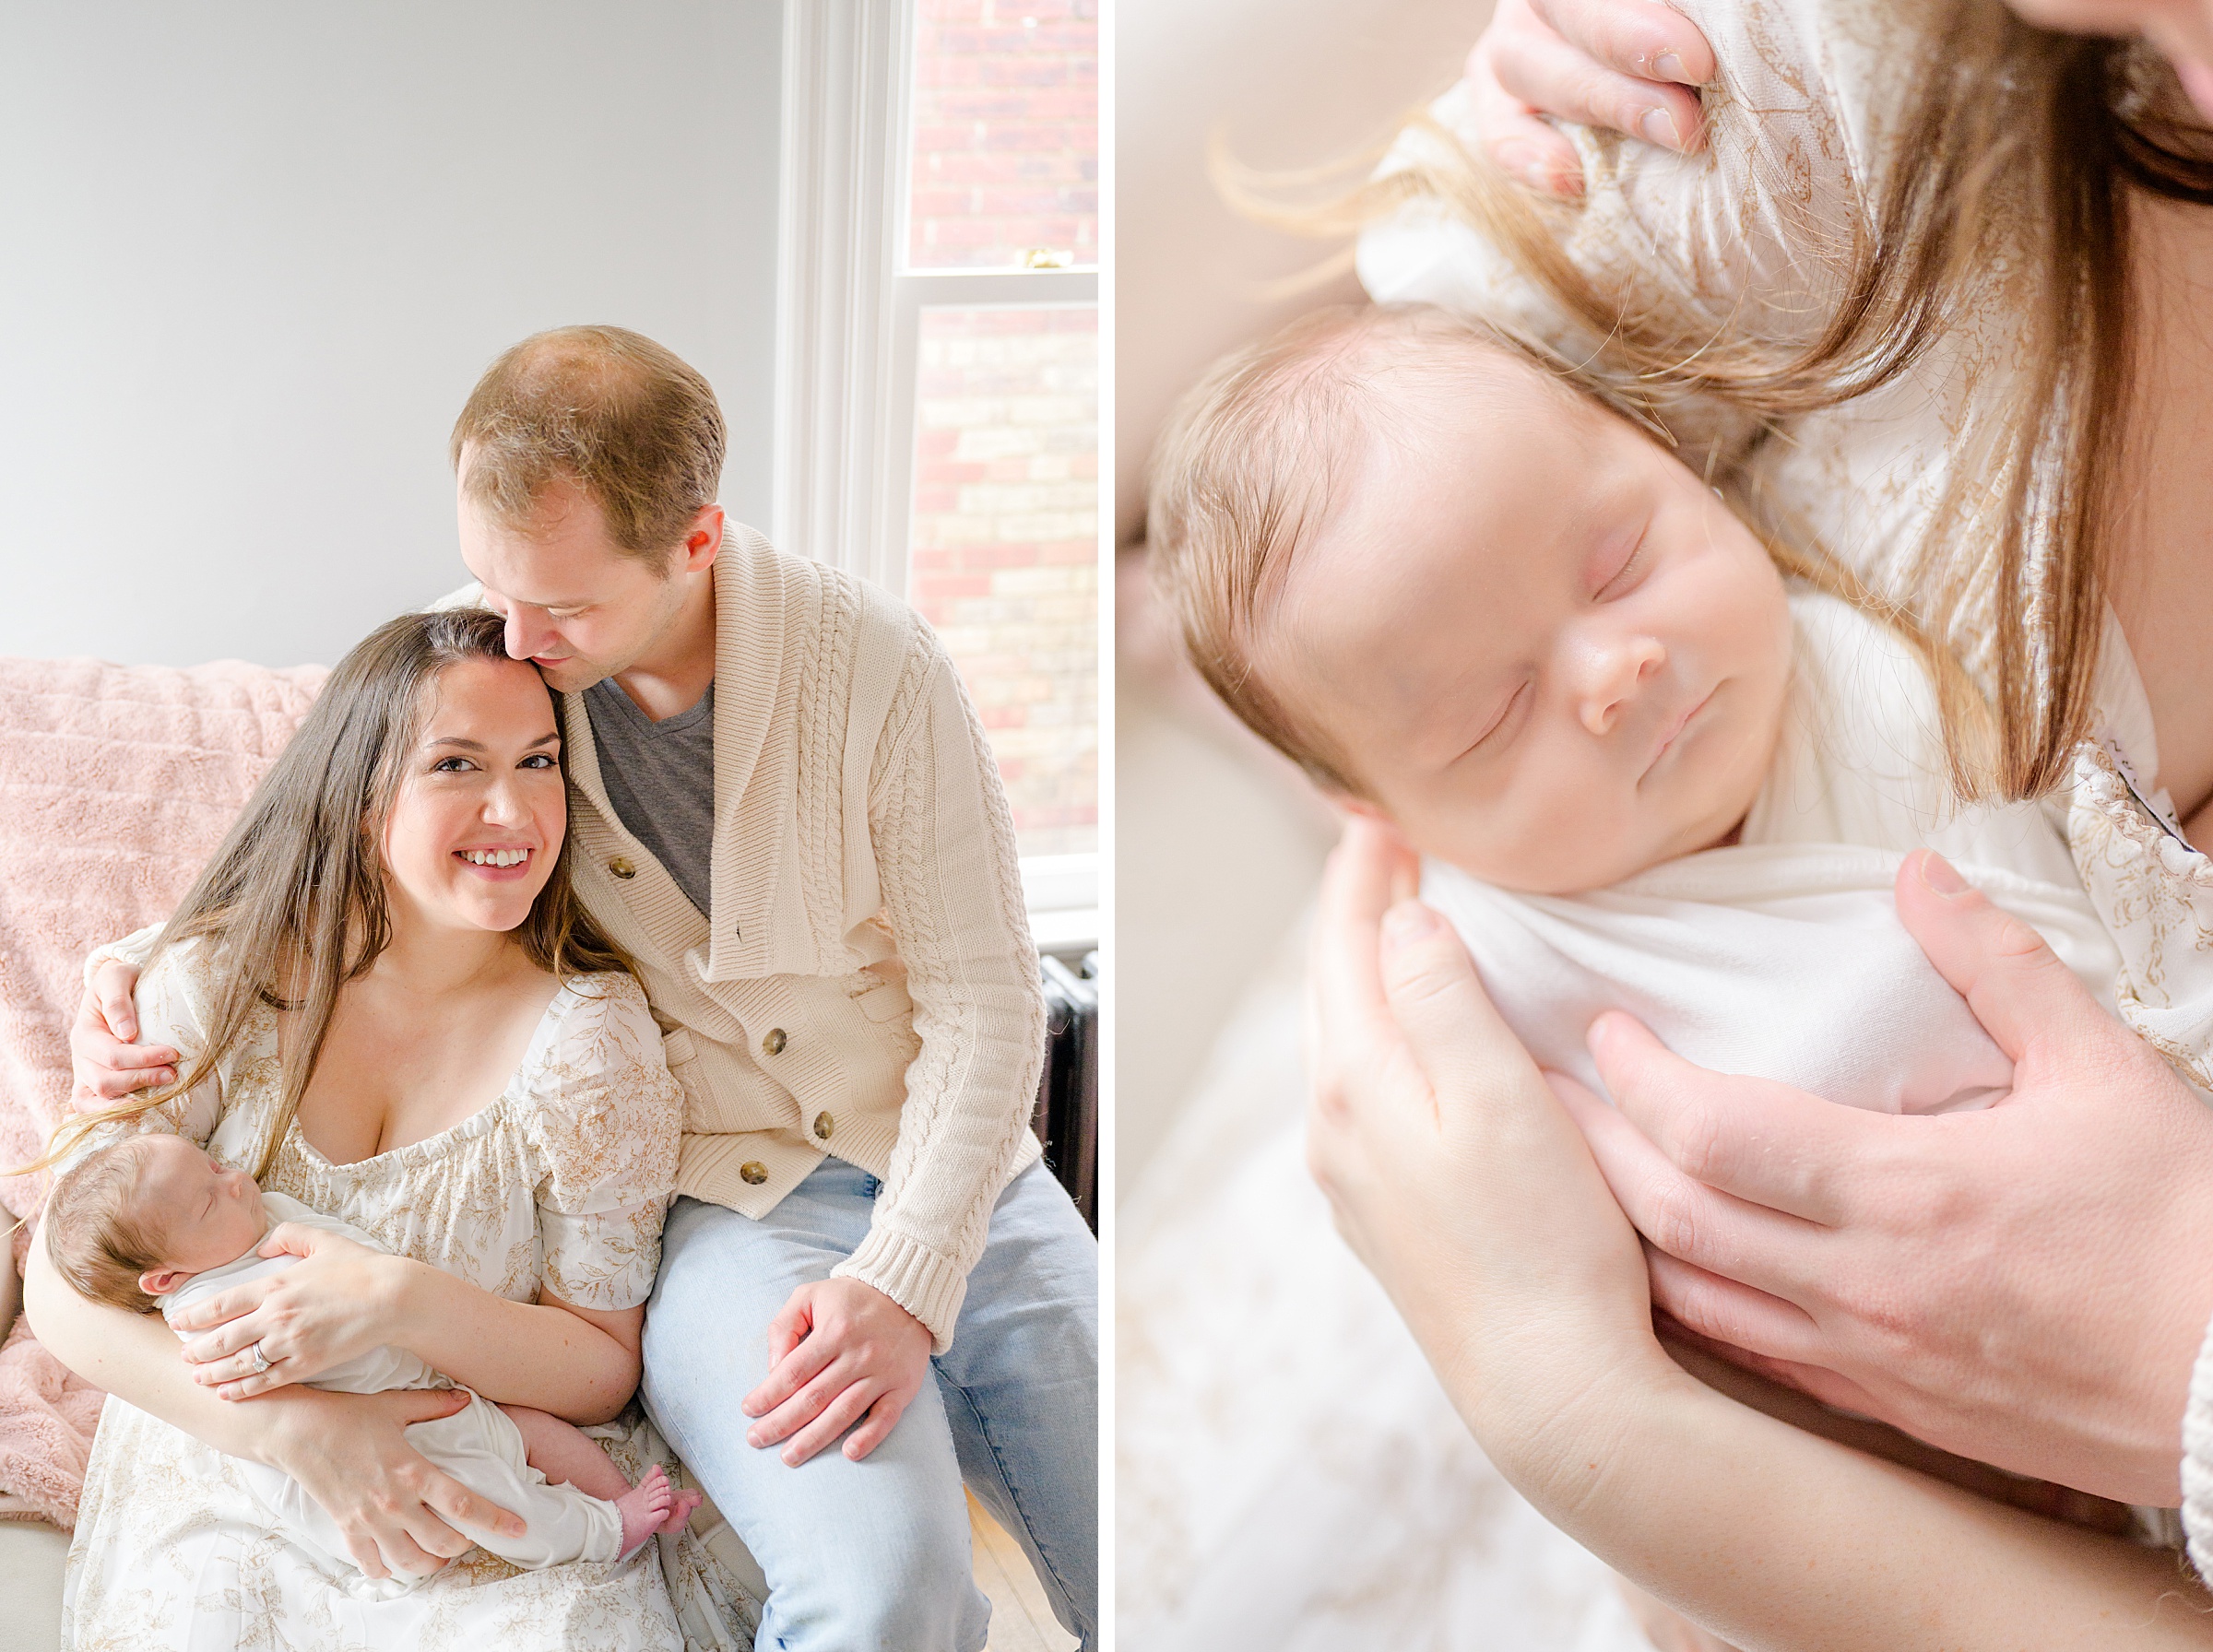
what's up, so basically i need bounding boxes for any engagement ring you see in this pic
[244,1342,270,1375]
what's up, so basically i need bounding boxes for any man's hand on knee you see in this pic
[740,1278,932,1466]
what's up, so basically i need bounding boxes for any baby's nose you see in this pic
[1578,636,1666,736]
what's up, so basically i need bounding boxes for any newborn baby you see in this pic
[42,1131,701,1599]
[1148,301,2124,1112]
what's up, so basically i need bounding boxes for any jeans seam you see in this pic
[941,1374,1089,1638]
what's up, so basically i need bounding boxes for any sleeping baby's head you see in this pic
[43,1134,268,1313]
[1148,302,1794,895]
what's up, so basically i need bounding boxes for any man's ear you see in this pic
[681,505,725,574]
[138,1266,190,1298]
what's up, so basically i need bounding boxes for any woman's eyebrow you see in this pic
[425,731,562,752]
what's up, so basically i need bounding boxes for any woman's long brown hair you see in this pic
[42,608,632,1183]
[1219,4,2213,801]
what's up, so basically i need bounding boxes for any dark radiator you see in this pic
[1033,950,1098,1231]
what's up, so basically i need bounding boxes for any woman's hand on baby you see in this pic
[1462,0,1714,196]
[1568,848,2213,1506]
[174,1223,406,1398]
[68,958,176,1108]
[268,1386,525,1582]
[740,1278,932,1466]
[1304,818,1675,1476]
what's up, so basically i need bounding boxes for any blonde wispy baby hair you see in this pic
[1144,301,1989,801]
[42,1136,172,1315]
[1143,301,1658,796]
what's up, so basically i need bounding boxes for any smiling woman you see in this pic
[20,605,707,1649]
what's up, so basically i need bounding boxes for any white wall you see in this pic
[0,1,782,667]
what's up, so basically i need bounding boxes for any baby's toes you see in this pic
[661,1489,704,1535]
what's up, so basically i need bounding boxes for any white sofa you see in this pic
[0,1268,68,1652]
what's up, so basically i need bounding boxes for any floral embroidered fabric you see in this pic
[57,942,727,1651]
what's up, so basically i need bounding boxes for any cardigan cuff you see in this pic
[2180,1304,2213,1584]
[833,1226,970,1355]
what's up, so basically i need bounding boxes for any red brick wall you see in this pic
[908,0,1098,271]
[909,307,1097,857]
[904,0,1098,858]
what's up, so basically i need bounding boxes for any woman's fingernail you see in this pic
[1917,852,1968,896]
[1381,901,1442,948]
[1639,107,1682,148]
[1654,51,1686,82]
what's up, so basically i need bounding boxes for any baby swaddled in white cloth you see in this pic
[1425,591,2124,1115]
[40,1132,700,1601]
[1147,301,2128,1122]
[1141,286,2182,1651]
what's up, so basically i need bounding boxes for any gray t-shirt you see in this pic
[581,678,716,917]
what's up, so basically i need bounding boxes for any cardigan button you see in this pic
[739,1161,769,1186]
[812,1112,834,1141]
[609,856,637,880]
[763,1028,787,1056]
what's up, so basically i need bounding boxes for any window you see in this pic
[775,0,1099,950]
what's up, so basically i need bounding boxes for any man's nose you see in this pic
[1577,635,1666,736]
[502,608,540,662]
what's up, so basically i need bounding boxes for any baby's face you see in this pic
[1261,361,1793,893]
[133,1135,266,1280]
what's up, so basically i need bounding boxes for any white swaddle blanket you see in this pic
[1425,592,2124,1113]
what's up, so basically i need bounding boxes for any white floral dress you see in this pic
[58,941,719,1652]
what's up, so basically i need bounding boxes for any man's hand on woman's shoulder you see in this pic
[69,957,173,1110]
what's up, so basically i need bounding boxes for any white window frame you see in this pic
[775,0,1098,955]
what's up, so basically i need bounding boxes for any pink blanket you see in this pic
[0,655,323,1527]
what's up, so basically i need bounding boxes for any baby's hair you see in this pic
[1145,301,1663,795]
[42,1136,172,1315]
[1144,301,1993,795]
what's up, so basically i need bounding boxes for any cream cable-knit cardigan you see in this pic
[102,525,1045,1351]
[550,525,1045,1350]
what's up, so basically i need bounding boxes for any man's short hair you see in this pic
[451,325,726,568]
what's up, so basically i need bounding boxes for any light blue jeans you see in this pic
[641,1159,1097,1652]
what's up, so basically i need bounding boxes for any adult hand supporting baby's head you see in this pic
[1577,849,2213,1506]
[1305,818,1672,1485]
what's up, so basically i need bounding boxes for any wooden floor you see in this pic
[969,1493,1078,1652]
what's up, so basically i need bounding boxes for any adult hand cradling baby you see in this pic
[1312,818,2213,1507]
[170,1222,406,1401]
[1305,816,1668,1473]
[1568,845,2213,1507]
[1308,819,2213,1638]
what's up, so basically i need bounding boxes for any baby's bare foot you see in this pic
[615,1465,675,1558]
[659,1486,704,1537]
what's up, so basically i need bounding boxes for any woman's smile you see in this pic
[454,845,538,880]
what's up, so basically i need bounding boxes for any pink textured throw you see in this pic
[0,655,323,1526]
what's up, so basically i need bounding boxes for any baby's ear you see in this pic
[138,1267,189,1298]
